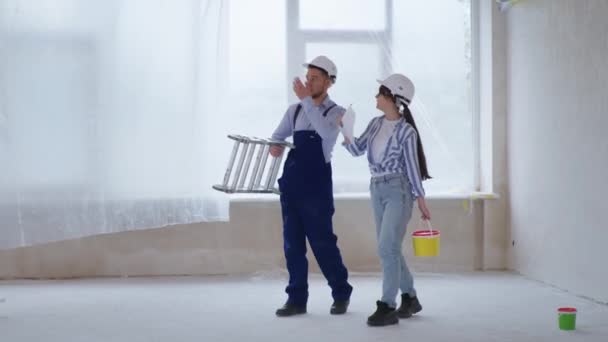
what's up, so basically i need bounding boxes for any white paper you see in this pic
[339,105,356,143]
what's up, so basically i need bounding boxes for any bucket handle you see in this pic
[420,218,434,234]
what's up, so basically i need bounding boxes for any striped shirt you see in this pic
[343,115,425,199]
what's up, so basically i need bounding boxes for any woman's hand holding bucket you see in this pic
[417,197,431,220]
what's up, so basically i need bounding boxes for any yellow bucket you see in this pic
[412,229,440,257]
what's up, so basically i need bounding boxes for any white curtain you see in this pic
[0,0,230,249]
[0,0,473,249]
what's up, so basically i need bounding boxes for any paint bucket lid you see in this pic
[558,307,577,314]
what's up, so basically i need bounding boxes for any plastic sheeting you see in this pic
[0,0,473,249]
[0,0,230,249]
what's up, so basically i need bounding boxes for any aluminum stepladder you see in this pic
[212,134,294,194]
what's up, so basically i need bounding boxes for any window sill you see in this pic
[229,191,499,203]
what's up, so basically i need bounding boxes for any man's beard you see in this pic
[311,91,325,99]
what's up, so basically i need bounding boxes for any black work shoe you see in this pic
[367,301,398,326]
[275,302,307,317]
[330,300,349,315]
[397,293,422,318]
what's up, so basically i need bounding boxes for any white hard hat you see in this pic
[377,74,415,105]
[303,55,337,78]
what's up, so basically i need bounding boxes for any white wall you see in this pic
[478,0,510,271]
[0,198,486,278]
[507,0,608,303]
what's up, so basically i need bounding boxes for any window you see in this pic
[221,0,474,194]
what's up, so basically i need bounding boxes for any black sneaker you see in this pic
[330,300,349,315]
[397,293,422,318]
[367,301,398,326]
[275,302,307,317]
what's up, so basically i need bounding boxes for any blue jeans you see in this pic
[370,173,417,308]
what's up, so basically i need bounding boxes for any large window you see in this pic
[224,0,474,195]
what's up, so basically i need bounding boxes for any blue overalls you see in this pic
[277,104,353,306]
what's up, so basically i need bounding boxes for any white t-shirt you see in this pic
[370,118,400,176]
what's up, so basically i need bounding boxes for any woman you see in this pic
[342,73,431,327]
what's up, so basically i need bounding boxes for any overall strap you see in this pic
[292,104,303,127]
[322,104,337,117]
[293,103,337,126]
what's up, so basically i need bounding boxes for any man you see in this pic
[270,56,353,316]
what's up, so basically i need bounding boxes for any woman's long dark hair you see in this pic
[400,103,431,180]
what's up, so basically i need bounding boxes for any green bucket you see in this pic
[558,307,577,331]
